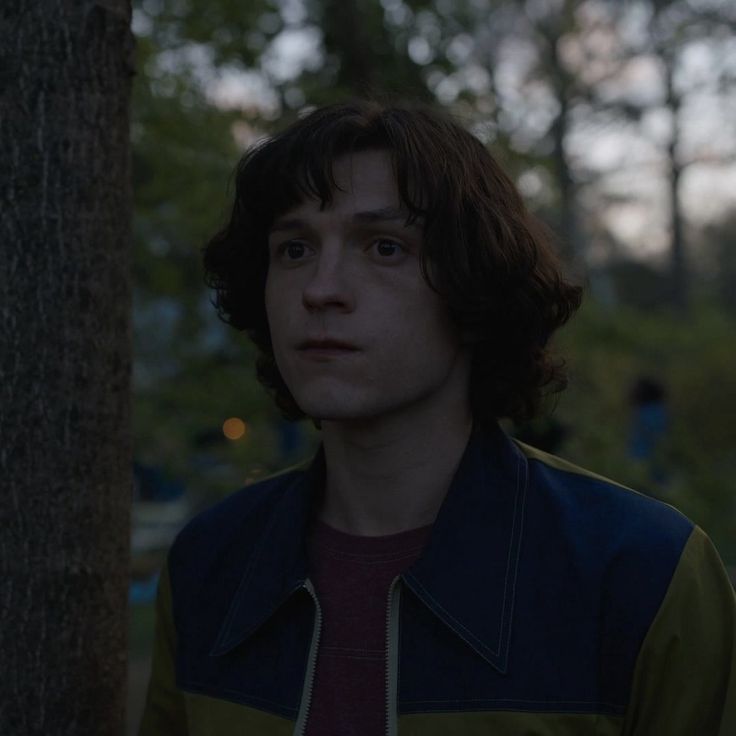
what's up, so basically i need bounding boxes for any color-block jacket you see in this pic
[140,423,736,735]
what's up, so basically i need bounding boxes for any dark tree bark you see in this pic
[662,51,689,311]
[0,2,134,734]
[547,35,582,268]
[523,0,584,271]
[322,0,377,93]
[316,0,431,101]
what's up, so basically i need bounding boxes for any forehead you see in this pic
[286,149,400,219]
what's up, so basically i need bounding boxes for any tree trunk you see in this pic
[541,11,585,277]
[319,0,429,100]
[663,55,689,311]
[549,86,581,265]
[0,2,134,735]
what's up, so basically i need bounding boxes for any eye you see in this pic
[370,237,406,259]
[275,240,311,262]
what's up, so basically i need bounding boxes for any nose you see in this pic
[301,245,355,313]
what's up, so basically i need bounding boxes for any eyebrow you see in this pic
[269,207,423,234]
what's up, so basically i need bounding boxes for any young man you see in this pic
[140,101,736,735]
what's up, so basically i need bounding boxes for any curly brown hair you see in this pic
[202,100,583,430]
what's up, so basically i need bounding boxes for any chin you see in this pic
[297,399,379,424]
[293,390,365,417]
[300,407,365,423]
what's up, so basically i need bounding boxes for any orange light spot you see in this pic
[222,417,247,441]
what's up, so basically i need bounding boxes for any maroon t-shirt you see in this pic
[304,518,433,736]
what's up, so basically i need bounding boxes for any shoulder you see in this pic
[621,526,736,733]
[512,439,696,651]
[510,440,736,727]
[509,440,712,707]
[514,438,694,553]
[167,458,309,584]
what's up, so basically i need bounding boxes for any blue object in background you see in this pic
[134,461,186,502]
[129,570,160,605]
[628,376,670,487]
[629,402,669,461]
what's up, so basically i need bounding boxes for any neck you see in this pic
[316,405,474,537]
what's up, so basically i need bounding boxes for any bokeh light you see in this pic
[222,417,247,440]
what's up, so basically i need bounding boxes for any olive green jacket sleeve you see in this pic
[138,561,188,736]
[622,526,736,735]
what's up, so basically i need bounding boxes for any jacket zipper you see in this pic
[385,576,401,736]
[293,578,322,736]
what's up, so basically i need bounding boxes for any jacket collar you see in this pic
[211,422,528,675]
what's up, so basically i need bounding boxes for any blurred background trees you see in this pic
[129,0,736,555]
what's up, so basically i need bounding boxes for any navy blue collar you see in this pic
[211,422,528,675]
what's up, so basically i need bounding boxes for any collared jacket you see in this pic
[140,423,736,735]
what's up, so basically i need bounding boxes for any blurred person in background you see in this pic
[628,375,671,491]
[139,100,736,735]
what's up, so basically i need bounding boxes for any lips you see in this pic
[298,338,359,351]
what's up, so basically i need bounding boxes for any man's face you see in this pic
[264,149,471,426]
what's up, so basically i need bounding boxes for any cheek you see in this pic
[402,290,459,349]
[264,279,286,336]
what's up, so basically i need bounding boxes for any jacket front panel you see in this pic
[177,590,314,720]
[167,469,315,721]
[395,711,624,735]
[394,430,692,720]
[182,691,295,736]
[396,459,691,718]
